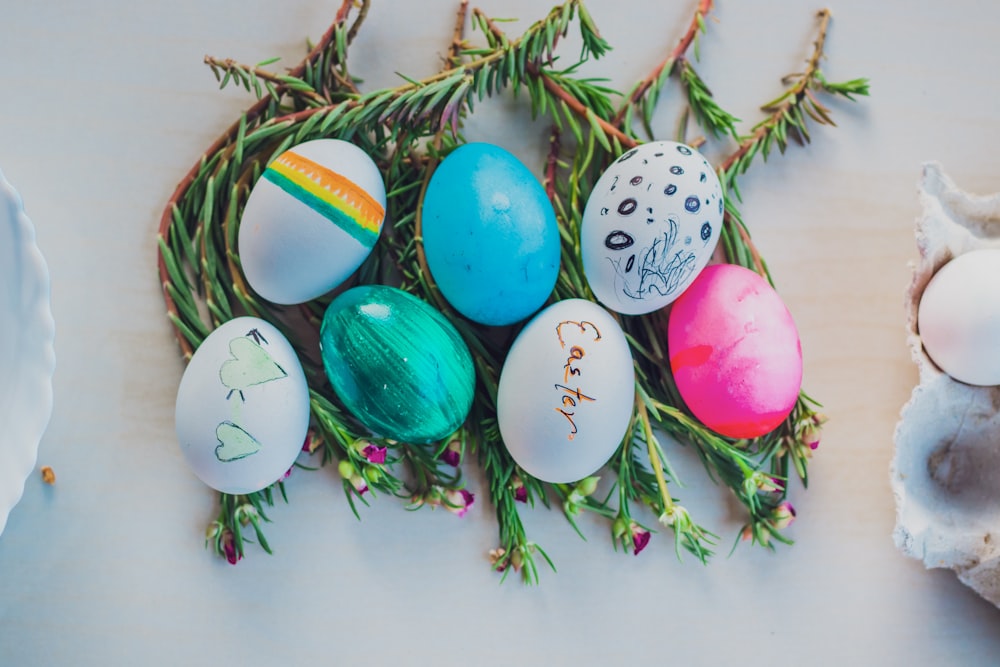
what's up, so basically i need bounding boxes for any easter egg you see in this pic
[421,142,560,325]
[667,264,802,439]
[581,141,723,315]
[320,285,475,443]
[918,248,1000,385]
[238,139,386,305]
[175,317,310,494]
[497,299,634,483]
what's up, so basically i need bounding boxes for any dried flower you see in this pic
[362,444,387,464]
[439,439,462,467]
[630,523,651,555]
[40,466,56,485]
[337,460,368,495]
[489,547,508,572]
[511,476,527,503]
[302,430,323,454]
[221,528,241,565]
[235,503,259,526]
[772,501,797,530]
[445,488,475,517]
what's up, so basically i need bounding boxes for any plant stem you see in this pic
[157,1,366,357]
[717,8,832,177]
[474,9,637,150]
[612,0,714,126]
[636,392,674,515]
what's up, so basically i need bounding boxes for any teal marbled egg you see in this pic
[319,285,475,443]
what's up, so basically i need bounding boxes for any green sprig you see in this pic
[159,0,866,580]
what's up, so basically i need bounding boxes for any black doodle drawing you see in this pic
[605,215,698,302]
[669,165,684,175]
[676,144,693,156]
[617,198,637,216]
[701,222,712,241]
[664,184,677,196]
[604,230,634,250]
[630,175,643,186]
[617,148,638,163]
[685,196,700,213]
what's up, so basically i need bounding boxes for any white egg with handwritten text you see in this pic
[581,141,723,315]
[497,299,634,483]
[175,317,310,494]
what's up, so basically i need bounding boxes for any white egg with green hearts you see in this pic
[175,317,309,494]
[581,141,724,315]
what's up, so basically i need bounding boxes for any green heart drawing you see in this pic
[215,421,262,462]
[219,336,287,399]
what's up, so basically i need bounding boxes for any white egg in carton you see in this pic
[893,162,1000,606]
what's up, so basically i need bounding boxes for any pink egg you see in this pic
[667,264,802,438]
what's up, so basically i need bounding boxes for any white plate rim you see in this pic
[0,167,55,537]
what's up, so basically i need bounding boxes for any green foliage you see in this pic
[158,0,867,580]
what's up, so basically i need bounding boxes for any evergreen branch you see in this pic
[612,0,714,131]
[162,0,862,574]
[474,9,635,148]
[205,56,328,106]
[678,58,740,140]
[716,9,868,196]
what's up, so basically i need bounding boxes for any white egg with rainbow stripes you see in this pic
[238,139,387,305]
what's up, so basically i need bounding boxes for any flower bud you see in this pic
[205,521,223,542]
[337,459,356,480]
[772,501,797,530]
[574,476,600,497]
[362,444,387,464]
[445,488,475,517]
[630,522,651,556]
[612,515,629,540]
[439,438,462,467]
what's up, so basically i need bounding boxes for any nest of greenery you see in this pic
[157,0,868,582]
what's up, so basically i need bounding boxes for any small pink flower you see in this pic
[337,460,368,496]
[630,523,650,556]
[801,425,820,451]
[772,501,797,530]
[445,488,475,517]
[280,467,293,481]
[439,439,462,467]
[302,430,323,454]
[221,529,241,565]
[363,444,387,464]
[511,476,527,503]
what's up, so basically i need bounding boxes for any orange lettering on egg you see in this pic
[552,321,603,441]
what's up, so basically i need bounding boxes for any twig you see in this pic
[474,10,636,149]
[612,0,714,126]
[157,0,366,357]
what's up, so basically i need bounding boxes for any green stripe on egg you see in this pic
[319,285,475,444]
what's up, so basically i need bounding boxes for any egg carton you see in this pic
[892,162,1000,606]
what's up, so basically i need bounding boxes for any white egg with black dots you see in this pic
[580,141,724,315]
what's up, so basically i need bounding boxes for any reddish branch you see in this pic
[473,9,637,150]
[157,0,364,357]
[612,0,714,127]
[715,8,833,279]
[717,8,831,176]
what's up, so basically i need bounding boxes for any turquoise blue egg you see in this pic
[421,142,560,326]
[319,285,475,444]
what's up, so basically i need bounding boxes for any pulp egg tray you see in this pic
[893,162,1000,606]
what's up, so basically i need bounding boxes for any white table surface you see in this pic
[2,1,998,664]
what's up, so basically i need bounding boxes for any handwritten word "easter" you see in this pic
[553,320,602,440]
